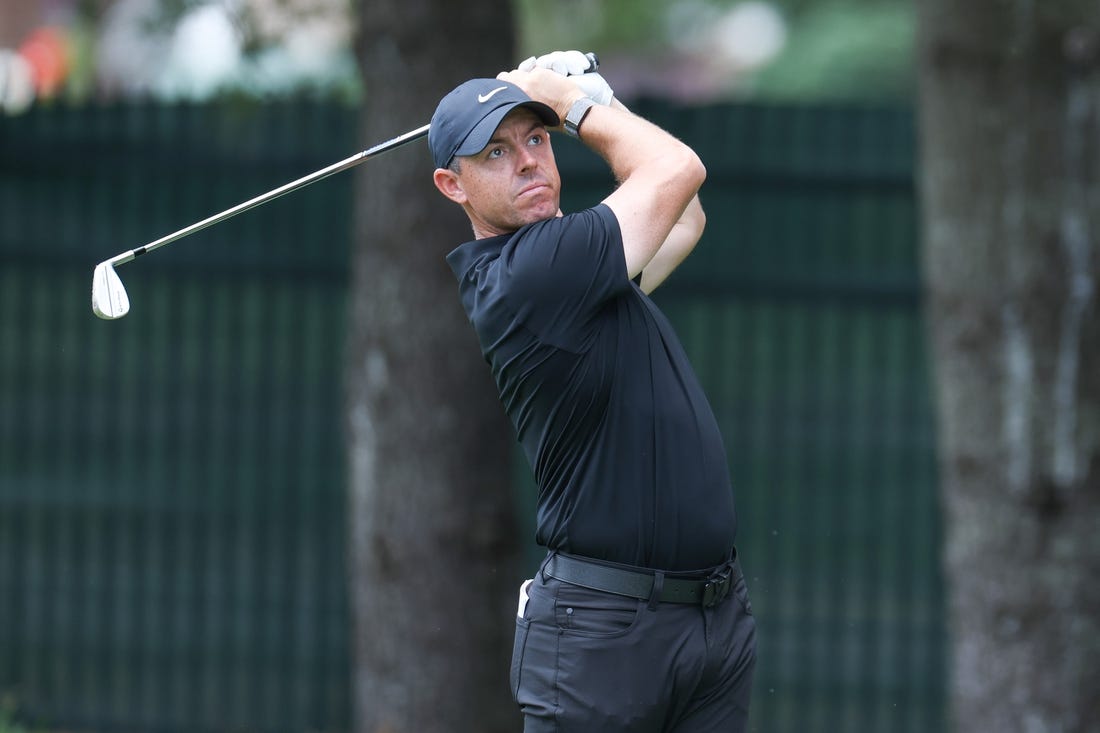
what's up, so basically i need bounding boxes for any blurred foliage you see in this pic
[515,0,670,54]
[750,0,914,100]
[515,0,914,101]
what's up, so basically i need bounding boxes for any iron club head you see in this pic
[92,261,130,319]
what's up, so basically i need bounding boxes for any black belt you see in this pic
[543,551,742,608]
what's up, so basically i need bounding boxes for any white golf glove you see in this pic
[519,50,614,106]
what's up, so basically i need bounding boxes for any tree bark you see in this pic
[346,4,520,732]
[916,2,1100,730]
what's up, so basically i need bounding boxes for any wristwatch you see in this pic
[564,97,597,138]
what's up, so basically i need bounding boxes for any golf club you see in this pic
[91,123,430,320]
[92,52,600,320]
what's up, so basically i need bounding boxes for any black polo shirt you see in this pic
[446,204,736,571]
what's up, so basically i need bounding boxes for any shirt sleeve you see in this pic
[500,205,629,351]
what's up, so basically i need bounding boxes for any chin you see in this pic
[521,211,556,227]
[525,199,560,223]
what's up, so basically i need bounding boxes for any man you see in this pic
[429,51,755,733]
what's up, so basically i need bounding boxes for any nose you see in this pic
[516,145,538,172]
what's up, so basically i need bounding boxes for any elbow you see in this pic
[655,145,706,212]
[680,147,706,193]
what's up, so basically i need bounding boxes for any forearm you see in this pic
[576,103,704,192]
[603,98,705,292]
[609,99,704,231]
[567,100,705,278]
[638,195,705,293]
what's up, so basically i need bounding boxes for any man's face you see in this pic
[434,108,561,237]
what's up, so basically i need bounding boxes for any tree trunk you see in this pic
[346,4,520,733]
[916,3,1100,731]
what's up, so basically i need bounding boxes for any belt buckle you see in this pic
[701,567,732,608]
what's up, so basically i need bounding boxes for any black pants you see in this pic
[511,555,757,732]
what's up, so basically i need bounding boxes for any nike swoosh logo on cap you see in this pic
[478,86,509,103]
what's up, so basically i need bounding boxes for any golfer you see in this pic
[429,51,756,733]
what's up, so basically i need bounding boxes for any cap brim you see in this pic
[453,101,560,160]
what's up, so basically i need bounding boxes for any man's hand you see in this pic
[496,67,586,123]
[518,50,594,75]
[519,50,614,106]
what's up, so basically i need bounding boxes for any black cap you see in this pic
[429,78,559,169]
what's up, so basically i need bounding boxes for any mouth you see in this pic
[517,182,550,199]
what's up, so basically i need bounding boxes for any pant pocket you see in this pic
[510,617,530,702]
[552,582,642,638]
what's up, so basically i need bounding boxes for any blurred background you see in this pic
[4,1,933,732]
[0,0,915,109]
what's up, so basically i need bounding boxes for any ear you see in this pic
[433,167,467,205]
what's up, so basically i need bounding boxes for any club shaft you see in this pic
[106,123,431,268]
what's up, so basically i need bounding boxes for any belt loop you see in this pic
[647,570,664,611]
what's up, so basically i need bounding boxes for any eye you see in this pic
[487,147,504,159]
[528,133,543,146]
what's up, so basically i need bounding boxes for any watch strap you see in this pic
[564,97,597,138]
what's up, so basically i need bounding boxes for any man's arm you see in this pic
[639,193,704,294]
[499,68,706,285]
[602,99,706,294]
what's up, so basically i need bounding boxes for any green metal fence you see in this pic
[0,99,943,732]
